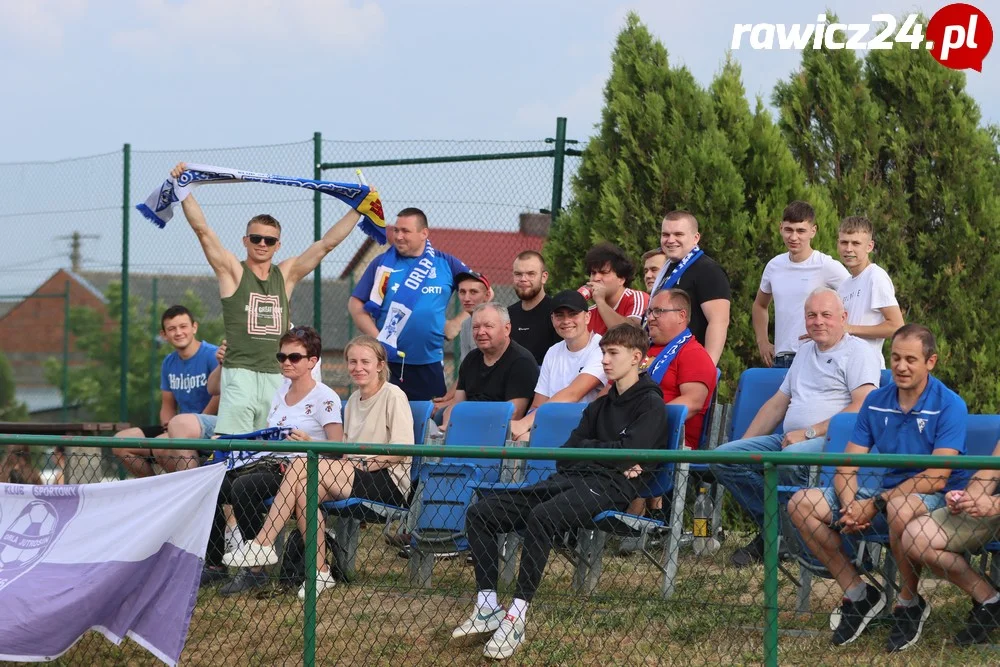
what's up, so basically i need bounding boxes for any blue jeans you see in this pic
[773,353,795,369]
[819,486,946,534]
[710,433,825,528]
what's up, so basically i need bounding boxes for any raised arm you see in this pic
[280,209,362,295]
[170,163,242,296]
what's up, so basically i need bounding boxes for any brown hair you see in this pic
[514,250,546,270]
[892,324,937,360]
[641,247,665,262]
[782,201,816,225]
[839,216,874,236]
[584,241,635,283]
[663,210,699,233]
[344,335,390,383]
[247,214,281,234]
[396,207,429,230]
[279,325,322,358]
[600,323,650,357]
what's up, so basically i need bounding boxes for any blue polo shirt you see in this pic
[352,245,469,364]
[851,375,970,491]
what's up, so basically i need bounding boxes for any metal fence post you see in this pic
[313,132,323,339]
[550,117,567,222]
[149,277,158,425]
[303,450,319,667]
[762,462,780,667]
[120,143,131,422]
[61,280,70,421]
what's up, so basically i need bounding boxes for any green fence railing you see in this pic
[3,435,1000,666]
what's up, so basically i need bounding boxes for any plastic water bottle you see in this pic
[692,486,719,556]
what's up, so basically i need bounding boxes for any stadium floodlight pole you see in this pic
[120,143,131,422]
[312,132,323,339]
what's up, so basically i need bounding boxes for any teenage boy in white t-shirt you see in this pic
[509,290,607,440]
[836,216,904,368]
[753,201,850,368]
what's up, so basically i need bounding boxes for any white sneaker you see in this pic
[222,540,278,568]
[451,606,505,639]
[224,525,244,553]
[298,568,337,600]
[484,614,527,659]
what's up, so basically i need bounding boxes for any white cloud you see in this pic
[0,0,88,49]
[112,0,385,59]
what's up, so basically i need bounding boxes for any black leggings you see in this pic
[206,469,283,567]
[466,472,634,602]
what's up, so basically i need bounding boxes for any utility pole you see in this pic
[55,231,101,272]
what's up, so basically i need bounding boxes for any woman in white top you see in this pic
[221,326,342,591]
[225,335,413,600]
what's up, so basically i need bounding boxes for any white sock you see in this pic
[984,593,1000,606]
[897,594,918,608]
[845,582,867,602]
[477,590,499,611]
[508,598,529,622]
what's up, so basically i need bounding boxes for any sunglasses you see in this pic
[276,352,310,363]
[248,234,279,246]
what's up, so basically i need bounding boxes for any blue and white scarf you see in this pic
[136,163,388,244]
[363,240,437,353]
[647,328,694,384]
[209,426,294,470]
[653,245,704,295]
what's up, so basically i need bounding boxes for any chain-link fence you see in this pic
[3,405,1000,666]
[0,121,582,424]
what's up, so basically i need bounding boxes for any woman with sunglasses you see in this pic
[219,325,343,595]
[224,334,414,600]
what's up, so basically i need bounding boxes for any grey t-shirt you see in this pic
[459,317,475,362]
[780,334,881,432]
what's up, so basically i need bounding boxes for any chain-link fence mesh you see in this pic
[4,405,1000,666]
[0,131,581,423]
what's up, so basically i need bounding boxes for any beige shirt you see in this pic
[344,381,415,495]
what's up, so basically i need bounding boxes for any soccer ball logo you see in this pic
[0,500,58,571]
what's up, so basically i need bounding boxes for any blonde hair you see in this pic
[344,335,389,383]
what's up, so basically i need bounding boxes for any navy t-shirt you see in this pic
[352,245,469,364]
[851,376,970,491]
[160,341,219,414]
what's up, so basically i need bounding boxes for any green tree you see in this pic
[775,20,1000,411]
[544,15,818,397]
[0,351,28,421]
[45,284,224,423]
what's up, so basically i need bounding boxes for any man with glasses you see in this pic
[169,162,368,435]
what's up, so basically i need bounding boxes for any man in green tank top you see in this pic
[170,162,372,435]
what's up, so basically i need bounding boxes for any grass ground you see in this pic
[17,528,1000,666]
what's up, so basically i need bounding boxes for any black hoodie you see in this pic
[556,374,667,486]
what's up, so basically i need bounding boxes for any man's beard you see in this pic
[515,283,541,301]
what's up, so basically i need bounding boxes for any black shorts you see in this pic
[139,425,166,438]
[352,468,406,506]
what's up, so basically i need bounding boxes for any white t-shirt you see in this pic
[534,333,606,402]
[838,263,898,368]
[267,380,343,444]
[779,334,881,433]
[760,251,850,355]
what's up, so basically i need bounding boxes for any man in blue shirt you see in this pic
[788,324,969,652]
[112,305,220,476]
[348,207,470,401]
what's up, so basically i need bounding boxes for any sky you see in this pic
[1,0,997,294]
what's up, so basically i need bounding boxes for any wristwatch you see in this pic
[804,426,817,439]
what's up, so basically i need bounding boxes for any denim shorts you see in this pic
[821,486,946,527]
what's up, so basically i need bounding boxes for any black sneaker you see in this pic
[832,585,886,646]
[729,534,764,568]
[218,568,269,597]
[886,596,930,652]
[955,598,1000,646]
[199,565,228,587]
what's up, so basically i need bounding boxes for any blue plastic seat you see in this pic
[408,401,515,587]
